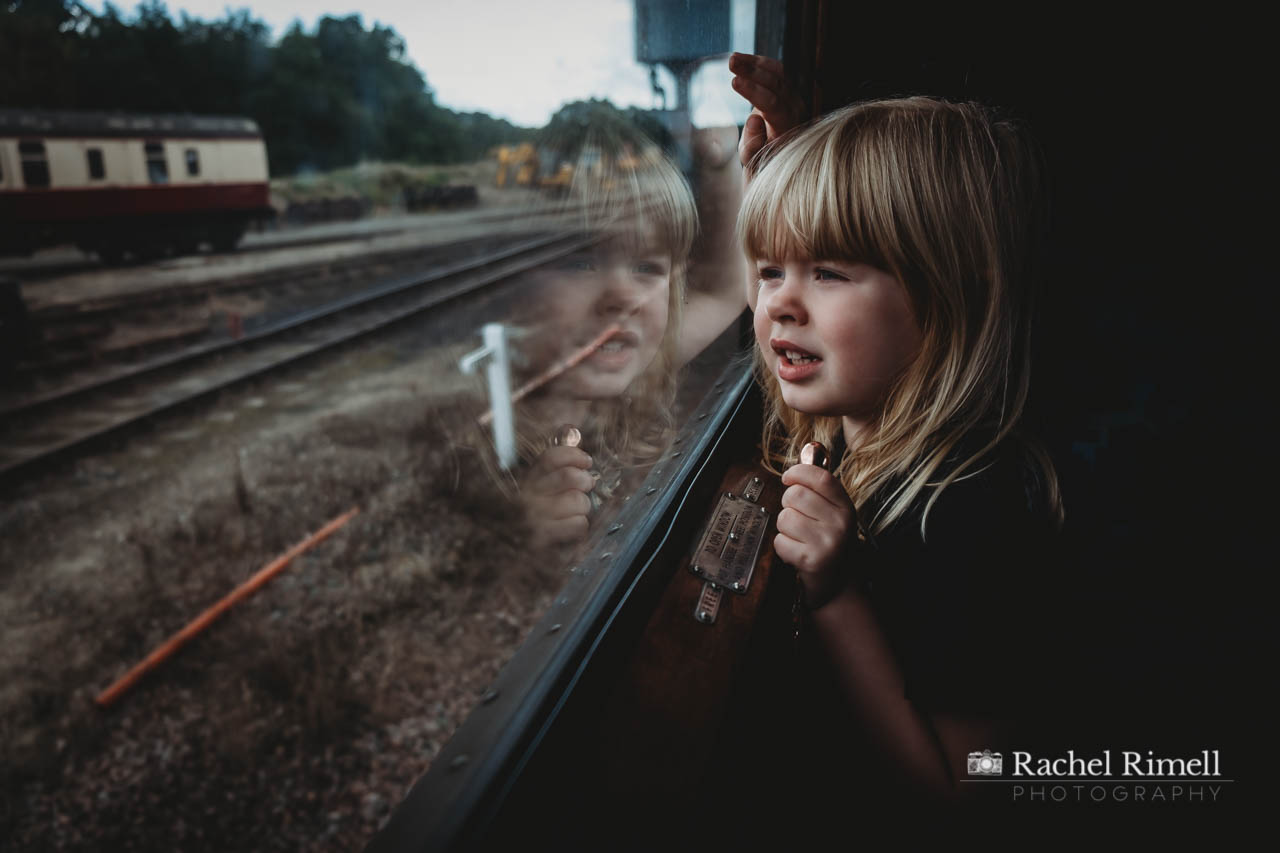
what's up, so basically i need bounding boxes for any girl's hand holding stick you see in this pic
[779,442,859,621]
[520,428,595,548]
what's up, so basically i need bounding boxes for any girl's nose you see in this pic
[595,265,643,317]
[764,272,808,323]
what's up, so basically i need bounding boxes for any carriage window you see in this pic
[144,141,168,183]
[0,2,759,848]
[87,148,105,179]
[19,140,50,187]
[420,0,754,760]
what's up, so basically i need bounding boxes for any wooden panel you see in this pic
[589,458,793,804]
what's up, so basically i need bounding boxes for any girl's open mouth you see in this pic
[780,348,820,365]
[586,329,640,371]
[771,339,822,381]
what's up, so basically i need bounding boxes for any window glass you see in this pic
[144,140,168,183]
[19,139,50,187]
[1,2,758,847]
[87,147,105,179]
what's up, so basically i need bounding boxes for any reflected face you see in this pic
[522,240,672,401]
[752,257,922,428]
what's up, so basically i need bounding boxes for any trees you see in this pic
[540,98,675,162]
[0,1,532,175]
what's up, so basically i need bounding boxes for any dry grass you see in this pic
[0,348,564,850]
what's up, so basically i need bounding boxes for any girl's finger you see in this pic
[739,112,767,167]
[547,489,593,519]
[731,74,783,115]
[774,531,835,576]
[781,464,854,513]
[729,53,785,98]
[772,530,806,568]
[729,55,801,133]
[729,52,785,85]
[528,465,595,496]
[530,489,592,521]
[780,482,841,524]
[776,506,830,548]
[529,446,592,475]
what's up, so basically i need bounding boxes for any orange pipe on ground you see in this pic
[94,506,360,708]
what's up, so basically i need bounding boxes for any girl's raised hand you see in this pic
[520,444,595,548]
[775,462,857,608]
[729,53,806,170]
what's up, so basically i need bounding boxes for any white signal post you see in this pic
[460,322,517,470]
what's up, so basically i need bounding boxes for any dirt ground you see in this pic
[0,302,576,849]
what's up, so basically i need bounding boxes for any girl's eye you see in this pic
[633,260,667,276]
[559,255,596,272]
[757,266,784,281]
[816,268,849,281]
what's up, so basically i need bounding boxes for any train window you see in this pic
[363,1,762,845]
[87,148,105,180]
[18,139,50,187]
[144,140,168,183]
[1,3,761,849]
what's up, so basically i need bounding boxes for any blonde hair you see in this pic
[738,97,1063,538]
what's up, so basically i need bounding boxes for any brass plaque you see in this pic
[688,492,769,594]
[694,582,723,625]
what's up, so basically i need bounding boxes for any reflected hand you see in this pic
[521,445,595,547]
[775,462,856,607]
[729,53,806,171]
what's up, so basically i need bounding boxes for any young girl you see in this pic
[474,122,746,550]
[731,53,1067,804]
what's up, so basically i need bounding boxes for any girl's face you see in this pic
[523,239,673,402]
[752,257,923,433]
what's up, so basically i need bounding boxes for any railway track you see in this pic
[8,234,520,388]
[8,203,597,387]
[0,231,592,484]
[0,199,531,280]
[0,226,411,282]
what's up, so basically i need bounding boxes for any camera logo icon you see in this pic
[967,750,1003,776]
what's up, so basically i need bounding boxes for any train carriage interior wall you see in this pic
[0,1,1261,848]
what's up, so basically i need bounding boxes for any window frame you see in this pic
[144,140,168,184]
[86,147,105,180]
[18,139,50,188]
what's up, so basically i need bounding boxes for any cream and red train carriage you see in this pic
[0,109,273,262]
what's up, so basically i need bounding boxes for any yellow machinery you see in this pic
[494,143,539,188]
[495,142,653,192]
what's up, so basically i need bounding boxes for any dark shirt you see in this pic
[710,433,1075,819]
[852,434,1071,715]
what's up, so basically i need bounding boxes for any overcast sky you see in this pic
[86,0,755,128]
